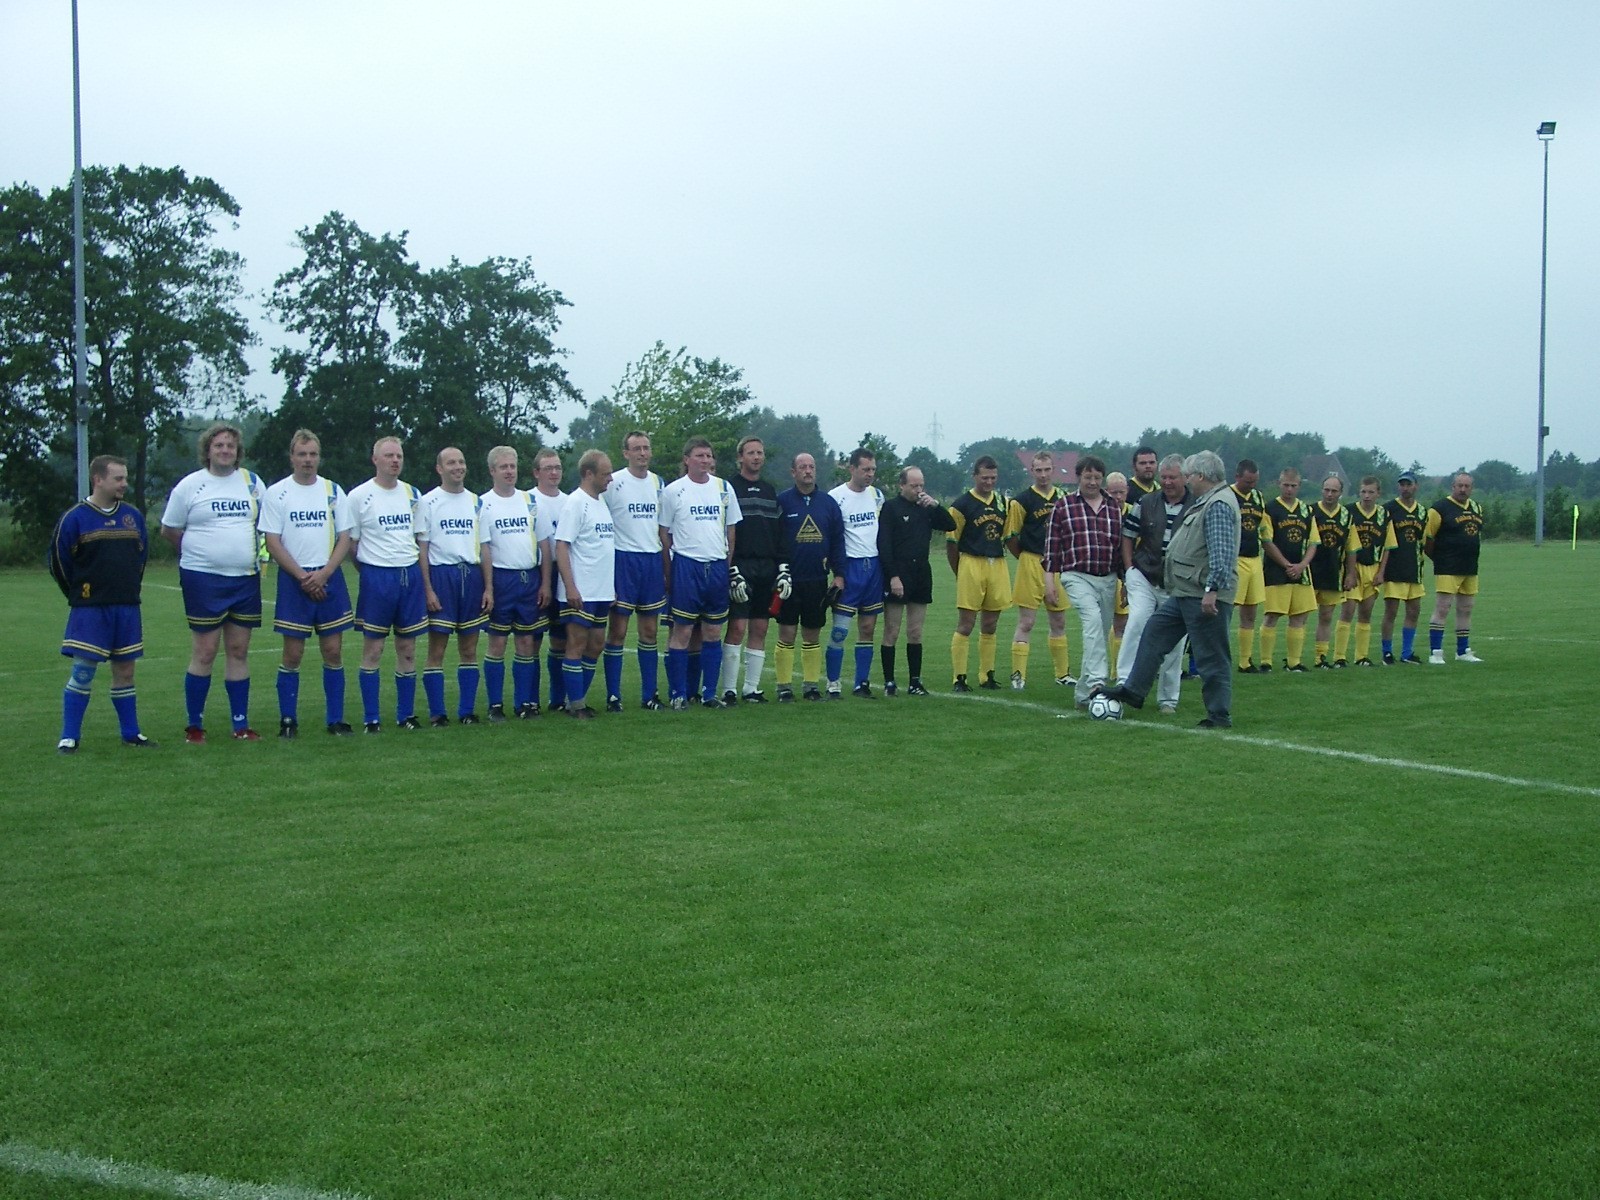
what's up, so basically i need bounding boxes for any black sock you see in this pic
[880,644,896,682]
[907,642,923,679]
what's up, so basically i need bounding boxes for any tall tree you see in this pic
[603,341,753,479]
[262,212,420,489]
[736,406,831,484]
[0,165,253,529]
[401,256,581,455]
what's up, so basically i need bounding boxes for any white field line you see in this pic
[0,1141,372,1200]
[933,690,1600,799]
[1477,635,1600,645]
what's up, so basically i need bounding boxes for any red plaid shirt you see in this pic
[1042,493,1122,576]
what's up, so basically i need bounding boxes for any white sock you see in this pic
[743,649,766,694]
[719,644,742,695]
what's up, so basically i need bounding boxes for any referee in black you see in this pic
[876,465,957,695]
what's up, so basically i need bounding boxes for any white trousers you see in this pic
[1060,571,1117,705]
[1119,570,1185,709]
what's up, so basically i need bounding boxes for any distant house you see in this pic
[1300,453,1348,490]
[1013,449,1079,487]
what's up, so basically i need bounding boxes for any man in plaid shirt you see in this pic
[1043,455,1122,707]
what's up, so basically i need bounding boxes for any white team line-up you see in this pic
[938,691,1600,800]
[0,1140,371,1200]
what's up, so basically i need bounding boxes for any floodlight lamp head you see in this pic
[1537,121,1557,140]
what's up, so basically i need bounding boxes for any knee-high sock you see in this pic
[483,654,506,707]
[1456,628,1471,656]
[323,665,345,725]
[854,643,873,687]
[1011,640,1029,679]
[563,659,588,706]
[546,649,566,707]
[880,643,897,684]
[1285,627,1306,668]
[456,664,479,716]
[665,646,688,700]
[1401,626,1417,659]
[62,660,95,741]
[951,631,971,680]
[277,666,300,722]
[1237,627,1255,667]
[825,618,848,684]
[1314,638,1330,664]
[978,632,997,678]
[185,672,211,728]
[719,643,742,697]
[742,648,765,695]
[394,670,417,721]
[422,667,447,718]
[359,668,381,724]
[699,641,724,701]
[1048,634,1070,678]
[224,678,250,732]
[110,684,140,741]
[773,640,795,688]
[1259,625,1278,666]
[906,641,923,680]
[1354,622,1372,662]
[1108,633,1122,671]
[603,643,624,700]
[801,640,822,684]
[1429,624,1444,652]
[512,655,535,709]
[1333,621,1352,662]
[581,654,597,695]
[636,639,659,701]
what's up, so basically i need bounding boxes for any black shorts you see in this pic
[884,560,934,606]
[729,558,778,620]
[777,577,829,630]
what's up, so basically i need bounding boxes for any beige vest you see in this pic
[1163,484,1240,598]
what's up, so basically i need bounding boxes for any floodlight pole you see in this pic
[72,0,89,498]
[1534,121,1555,547]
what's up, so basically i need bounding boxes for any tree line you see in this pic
[3,163,1596,550]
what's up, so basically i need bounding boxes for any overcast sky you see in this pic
[6,0,1596,474]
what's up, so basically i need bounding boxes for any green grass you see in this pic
[3,544,1598,1198]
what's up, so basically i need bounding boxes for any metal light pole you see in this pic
[72,0,89,498]
[1534,120,1556,547]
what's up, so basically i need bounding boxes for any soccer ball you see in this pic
[1087,692,1123,721]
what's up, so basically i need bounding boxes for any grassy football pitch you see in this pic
[3,543,1597,1199]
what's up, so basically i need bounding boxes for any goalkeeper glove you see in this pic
[729,565,749,603]
[775,563,793,600]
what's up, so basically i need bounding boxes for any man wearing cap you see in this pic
[1423,472,1485,664]
[1380,470,1428,664]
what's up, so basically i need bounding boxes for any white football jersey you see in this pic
[259,475,351,569]
[604,468,665,554]
[348,478,422,567]
[830,483,884,559]
[415,487,484,565]
[160,467,266,576]
[479,487,540,570]
[659,474,741,562]
[554,489,616,603]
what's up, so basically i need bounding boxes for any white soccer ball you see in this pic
[1087,693,1123,721]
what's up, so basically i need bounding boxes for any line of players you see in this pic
[49,424,1485,749]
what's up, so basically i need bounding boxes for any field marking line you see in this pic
[0,1141,372,1200]
[933,691,1600,799]
[1478,635,1600,646]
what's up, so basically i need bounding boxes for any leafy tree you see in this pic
[830,432,900,488]
[0,165,253,531]
[902,444,963,500]
[262,212,421,489]
[602,342,753,480]
[1331,445,1403,487]
[400,256,580,457]
[736,406,831,485]
[953,437,1030,495]
[1469,459,1525,495]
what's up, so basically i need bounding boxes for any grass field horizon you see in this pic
[4,543,1597,1198]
